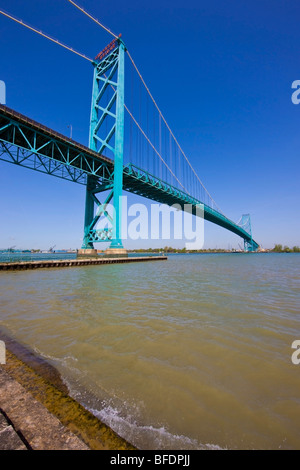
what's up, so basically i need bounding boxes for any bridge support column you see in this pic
[80,37,127,257]
[77,248,98,258]
[239,214,258,252]
[108,39,125,253]
[79,176,98,257]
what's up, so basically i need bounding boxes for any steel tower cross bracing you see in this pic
[238,214,255,252]
[81,37,126,250]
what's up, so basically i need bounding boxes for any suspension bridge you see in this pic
[0,2,259,254]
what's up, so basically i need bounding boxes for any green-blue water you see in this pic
[0,252,76,263]
[0,253,299,449]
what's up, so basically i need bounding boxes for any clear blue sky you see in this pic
[0,0,299,250]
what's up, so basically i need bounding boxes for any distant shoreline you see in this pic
[1,245,299,255]
[128,249,300,254]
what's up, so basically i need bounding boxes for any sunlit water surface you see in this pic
[0,253,299,450]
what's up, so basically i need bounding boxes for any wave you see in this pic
[90,404,225,450]
[33,346,225,450]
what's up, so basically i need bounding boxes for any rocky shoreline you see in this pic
[0,333,136,450]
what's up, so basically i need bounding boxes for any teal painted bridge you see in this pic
[0,102,258,252]
[0,25,259,253]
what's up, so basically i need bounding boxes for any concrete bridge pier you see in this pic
[77,248,128,258]
[77,249,98,258]
[104,248,128,258]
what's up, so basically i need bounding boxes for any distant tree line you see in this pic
[129,245,300,253]
[129,246,233,253]
[272,244,300,253]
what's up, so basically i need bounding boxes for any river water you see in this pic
[0,253,299,450]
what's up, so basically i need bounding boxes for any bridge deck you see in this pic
[0,105,114,183]
[0,105,113,166]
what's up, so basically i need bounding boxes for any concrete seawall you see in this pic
[0,255,167,271]
[0,345,137,450]
[0,365,89,450]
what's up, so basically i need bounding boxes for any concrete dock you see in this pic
[0,349,136,451]
[0,255,167,271]
[0,365,89,450]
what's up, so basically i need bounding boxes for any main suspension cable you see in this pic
[0,8,93,62]
[65,0,219,208]
[66,0,119,39]
[1,3,222,212]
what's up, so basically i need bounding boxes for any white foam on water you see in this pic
[90,404,225,450]
[33,347,78,365]
[33,346,226,450]
[33,347,87,376]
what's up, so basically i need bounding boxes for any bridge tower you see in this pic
[239,214,256,252]
[78,37,127,257]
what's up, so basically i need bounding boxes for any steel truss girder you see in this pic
[123,163,259,251]
[0,105,114,183]
[0,142,88,184]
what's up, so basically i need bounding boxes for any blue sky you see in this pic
[0,0,299,250]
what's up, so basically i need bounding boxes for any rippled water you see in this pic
[0,252,77,263]
[0,253,299,449]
